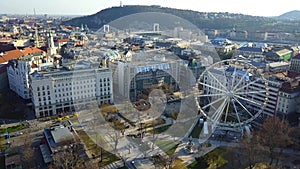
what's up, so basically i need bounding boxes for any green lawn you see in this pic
[173,159,188,169]
[76,130,119,167]
[155,139,180,155]
[0,124,29,135]
[189,123,203,138]
[187,147,228,169]
[148,124,172,134]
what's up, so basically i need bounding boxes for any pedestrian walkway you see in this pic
[174,138,219,167]
[102,160,124,169]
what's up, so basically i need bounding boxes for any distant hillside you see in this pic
[277,10,300,20]
[62,5,300,43]
[62,5,276,31]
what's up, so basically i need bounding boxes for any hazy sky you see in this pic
[1,0,299,16]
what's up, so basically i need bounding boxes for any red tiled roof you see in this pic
[56,39,70,43]
[0,49,23,64]
[20,47,43,55]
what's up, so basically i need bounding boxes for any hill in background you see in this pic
[62,5,275,31]
[277,10,300,20]
[62,5,300,43]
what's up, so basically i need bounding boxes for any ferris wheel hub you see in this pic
[227,92,234,98]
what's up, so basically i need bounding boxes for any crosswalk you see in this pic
[101,160,124,169]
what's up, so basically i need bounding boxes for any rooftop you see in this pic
[237,46,264,53]
[0,49,23,64]
[31,65,111,80]
[20,47,44,55]
[249,61,266,67]
[268,61,290,68]
[226,67,251,81]
[44,125,74,150]
[50,125,74,144]
[292,53,300,60]
[280,81,300,94]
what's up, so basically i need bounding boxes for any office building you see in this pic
[30,64,113,117]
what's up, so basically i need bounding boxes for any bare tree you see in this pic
[22,128,35,169]
[238,135,262,169]
[257,116,292,166]
[163,153,178,169]
[107,131,121,151]
[225,146,242,169]
[49,143,85,169]
[290,126,300,150]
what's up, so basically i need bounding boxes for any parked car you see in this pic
[1,133,10,139]
[11,132,23,137]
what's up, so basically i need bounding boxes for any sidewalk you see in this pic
[102,160,124,169]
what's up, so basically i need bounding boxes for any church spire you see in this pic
[47,30,57,56]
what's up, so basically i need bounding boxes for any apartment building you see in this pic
[7,51,50,99]
[276,81,300,115]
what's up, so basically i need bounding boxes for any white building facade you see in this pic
[276,81,300,115]
[30,67,113,117]
[7,52,50,99]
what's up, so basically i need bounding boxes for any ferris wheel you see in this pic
[196,59,269,131]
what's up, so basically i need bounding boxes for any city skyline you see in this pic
[1,0,300,17]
